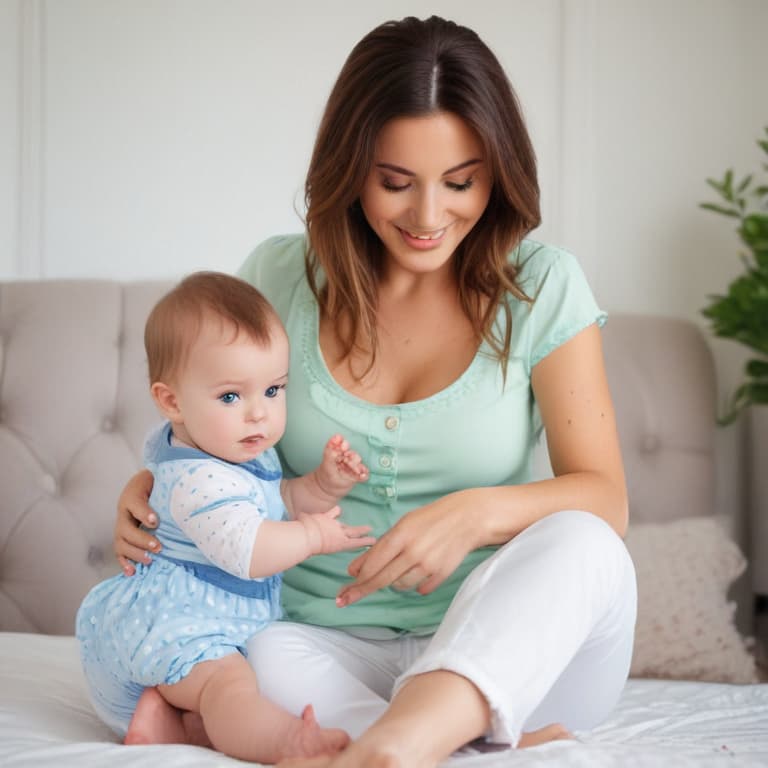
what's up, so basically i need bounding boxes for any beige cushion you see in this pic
[626,517,759,684]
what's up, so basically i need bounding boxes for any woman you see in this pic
[115,15,636,768]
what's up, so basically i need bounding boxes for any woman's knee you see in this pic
[503,510,636,600]
[534,510,627,560]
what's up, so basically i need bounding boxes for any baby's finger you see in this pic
[344,535,377,549]
[341,524,374,539]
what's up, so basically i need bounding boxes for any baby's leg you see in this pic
[158,652,349,763]
[124,688,212,746]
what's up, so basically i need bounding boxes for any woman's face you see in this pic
[359,112,492,277]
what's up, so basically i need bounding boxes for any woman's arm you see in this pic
[114,469,161,575]
[281,434,369,518]
[336,323,627,606]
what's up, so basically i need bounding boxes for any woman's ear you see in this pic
[151,382,182,422]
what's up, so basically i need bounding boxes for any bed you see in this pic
[1,280,766,767]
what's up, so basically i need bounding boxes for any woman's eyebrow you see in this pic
[375,158,482,177]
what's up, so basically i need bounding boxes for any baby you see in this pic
[76,271,374,763]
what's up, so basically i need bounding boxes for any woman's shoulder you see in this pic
[237,233,309,320]
[509,239,583,291]
[237,233,307,284]
[506,239,606,369]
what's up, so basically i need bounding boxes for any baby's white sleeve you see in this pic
[168,460,268,579]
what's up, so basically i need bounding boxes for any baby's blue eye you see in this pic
[265,385,280,398]
[219,392,239,404]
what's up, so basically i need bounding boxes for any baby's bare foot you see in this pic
[518,723,573,748]
[124,687,187,745]
[277,704,350,760]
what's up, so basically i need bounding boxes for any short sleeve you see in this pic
[169,460,267,579]
[514,243,606,372]
[237,234,308,324]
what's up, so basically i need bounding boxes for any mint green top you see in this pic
[238,234,606,634]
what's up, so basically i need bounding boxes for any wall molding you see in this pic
[558,0,598,272]
[17,0,45,278]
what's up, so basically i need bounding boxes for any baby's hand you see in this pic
[317,434,370,496]
[298,507,376,556]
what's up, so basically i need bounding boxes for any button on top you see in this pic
[384,416,399,430]
[379,454,393,468]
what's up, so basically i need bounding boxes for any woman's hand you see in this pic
[335,490,483,607]
[114,469,159,575]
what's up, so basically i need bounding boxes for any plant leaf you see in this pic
[700,202,741,218]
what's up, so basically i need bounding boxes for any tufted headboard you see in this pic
[0,281,719,635]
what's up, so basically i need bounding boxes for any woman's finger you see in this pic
[337,552,413,606]
[116,522,160,553]
[347,529,406,580]
[414,571,447,595]
[115,544,153,567]
[391,567,429,591]
[117,556,136,577]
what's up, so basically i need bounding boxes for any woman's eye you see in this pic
[446,178,474,192]
[219,392,239,404]
[382,179,410,192]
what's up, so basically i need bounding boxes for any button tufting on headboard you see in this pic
[87,546,105,568]
[0,280,172,635]
[640,434,661,454]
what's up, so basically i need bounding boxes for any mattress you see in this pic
[1,632,766,767]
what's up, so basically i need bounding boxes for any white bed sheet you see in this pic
[1,632,767,768]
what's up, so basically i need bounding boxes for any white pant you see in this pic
[248,510,637,745]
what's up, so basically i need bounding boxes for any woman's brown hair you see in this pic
[304,15,541,377]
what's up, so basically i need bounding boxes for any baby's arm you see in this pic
[171,460,374,580]
[281,434,370,518]
[248,508,374,578]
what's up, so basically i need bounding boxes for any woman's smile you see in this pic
[360,112,492,275]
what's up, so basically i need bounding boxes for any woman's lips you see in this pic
[398,227,447,249]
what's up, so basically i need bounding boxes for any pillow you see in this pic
[625,516,759,684]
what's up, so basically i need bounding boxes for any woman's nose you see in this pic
[411,186,441,231]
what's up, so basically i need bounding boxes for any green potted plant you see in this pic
[701,127,768,598]
[700,126,768,425]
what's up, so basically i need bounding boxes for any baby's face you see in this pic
[171,318,290,464]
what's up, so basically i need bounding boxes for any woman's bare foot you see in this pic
[518,723,573,748]
[276,723,403,768]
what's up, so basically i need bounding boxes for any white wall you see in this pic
[2,0,569,280]
[2,0,766,533]
[0,0,19,276]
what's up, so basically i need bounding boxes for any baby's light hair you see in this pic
[144,271,280,385]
